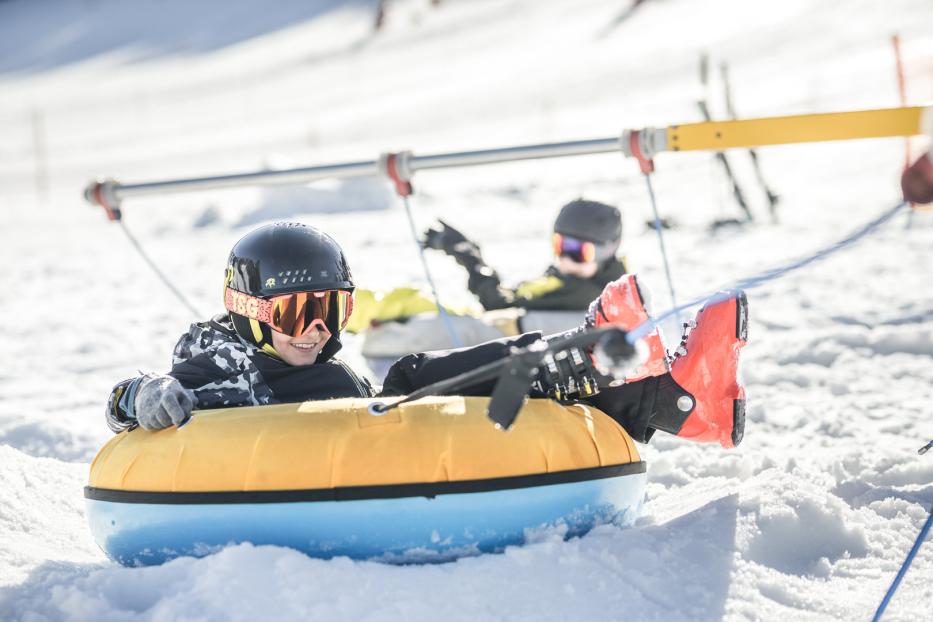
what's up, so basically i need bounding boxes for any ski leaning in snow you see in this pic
[595,0,650,39]
[698,53,754,225]
[720,62,781,223]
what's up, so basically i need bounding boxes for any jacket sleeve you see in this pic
[436,239,510,311]
[378,327,662,444]
[513,274,608,311]
[379,332,542,396]
[105,377,144,433]
[443,236,590,311]
[104,342,238,434]
[582,377,658,444]
[503,258,630,312]
[435,235,520,311]
[466,267,518,310]
[470,270,608,312]
[468,266,574,311]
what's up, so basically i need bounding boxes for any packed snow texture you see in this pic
[2,0,933,620]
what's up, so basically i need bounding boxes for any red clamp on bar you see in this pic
[626,130,655,175]
[379,151,414,197]
[83,178,122,221]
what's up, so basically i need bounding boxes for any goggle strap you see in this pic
[225,288,274,324]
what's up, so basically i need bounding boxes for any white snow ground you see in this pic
[1,0,932,619]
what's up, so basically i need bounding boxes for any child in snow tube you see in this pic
[346,199,628,336]
[106,221,747,449]
[344,200,633,367]
[421,199,629,313]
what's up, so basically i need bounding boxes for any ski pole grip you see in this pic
[84,178,123,221]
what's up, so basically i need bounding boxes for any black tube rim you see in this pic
[85,462,646,505]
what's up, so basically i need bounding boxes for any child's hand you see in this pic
[422,220,469,253]
[134,374,196,430]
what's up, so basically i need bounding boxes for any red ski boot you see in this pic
[669,292,749,448]
[588,274,669,381]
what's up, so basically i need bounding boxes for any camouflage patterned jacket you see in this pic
[106,315,374,432]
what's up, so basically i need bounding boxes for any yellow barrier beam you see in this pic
[666,106,927,152]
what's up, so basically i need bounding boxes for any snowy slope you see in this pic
[1,0,933,620]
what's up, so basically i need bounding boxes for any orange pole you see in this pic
[890,35,930,211]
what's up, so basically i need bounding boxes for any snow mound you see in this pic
[0,446,103,590]
[0,416,99,463]
[738,472,870,577]
[0,507,742,622]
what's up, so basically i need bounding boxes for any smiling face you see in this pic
[270,319,332,366]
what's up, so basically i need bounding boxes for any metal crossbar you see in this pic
[84,106,930,210]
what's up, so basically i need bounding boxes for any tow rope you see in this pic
[627,130,683,326]
[627,200,908,343]
[381,152,462,347]
[117,219,203,319]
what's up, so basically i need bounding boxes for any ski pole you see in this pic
[871,438,933,621]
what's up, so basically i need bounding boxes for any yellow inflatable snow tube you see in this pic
[88,396,641,492]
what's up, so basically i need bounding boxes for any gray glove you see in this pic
[134,374,196,430]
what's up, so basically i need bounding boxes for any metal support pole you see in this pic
[84,138,624,209]
[84,106,932,210]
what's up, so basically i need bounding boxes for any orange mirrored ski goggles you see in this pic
[552,233,596,263]
[224,287,353,337]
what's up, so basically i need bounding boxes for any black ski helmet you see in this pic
[224,221,354,362]
[553,199,622,263]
